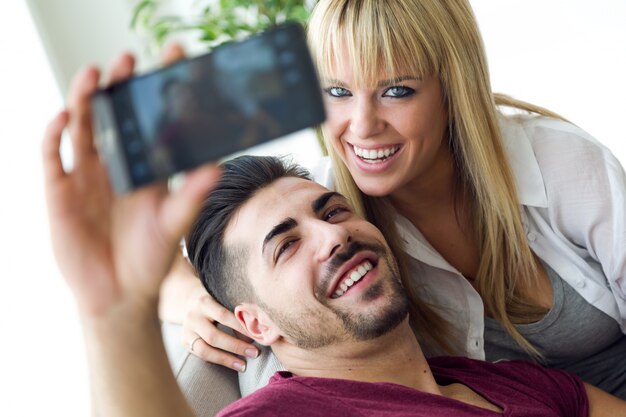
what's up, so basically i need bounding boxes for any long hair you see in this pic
[307,0,562,356]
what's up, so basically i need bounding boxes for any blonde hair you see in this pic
[307,0,561,356]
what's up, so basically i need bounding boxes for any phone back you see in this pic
[92,23,325,193]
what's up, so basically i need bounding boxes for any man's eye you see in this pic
[324,87,352,98]
[383,86,415,98]
[276,239,297,261]
[324,206,349,221]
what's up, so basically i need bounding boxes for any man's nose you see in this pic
[349,98,384,139]
[313,220,351,263]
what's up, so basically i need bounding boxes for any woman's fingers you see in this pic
[193,294,259,358]
[199,292,248,336]
[181,287,260,372]
[185,324,256,372]
[66,66,100,165]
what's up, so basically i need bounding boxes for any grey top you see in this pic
[484,263,626,399]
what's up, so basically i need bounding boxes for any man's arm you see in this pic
[42,48,221,417]
[585,383,626,417]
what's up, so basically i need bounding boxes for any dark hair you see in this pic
[186,155,311,311]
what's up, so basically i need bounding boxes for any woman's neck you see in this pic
[389,145,460,224]
[387,145,480,279]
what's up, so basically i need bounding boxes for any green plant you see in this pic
[131,0,313,53]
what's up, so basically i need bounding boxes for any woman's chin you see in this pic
[353,177,395,198]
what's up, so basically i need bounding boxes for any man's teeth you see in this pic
[353,145,399,162]
[332,261,373,298]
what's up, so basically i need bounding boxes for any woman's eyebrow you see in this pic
[322,78,348,87]
[377,76,421,87]
[322,76,421,88]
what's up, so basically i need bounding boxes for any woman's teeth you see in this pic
[353,145,399,163]
[332,261,373,298]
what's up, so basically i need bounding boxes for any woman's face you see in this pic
[322,55,450,197]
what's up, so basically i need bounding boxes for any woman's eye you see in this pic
[325,87,352,98]
[383,86,415,98]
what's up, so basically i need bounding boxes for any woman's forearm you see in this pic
[159,252,207,323]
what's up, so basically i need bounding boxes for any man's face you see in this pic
[225,177,408,349]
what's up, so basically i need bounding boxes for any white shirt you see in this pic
[397,114,626,359]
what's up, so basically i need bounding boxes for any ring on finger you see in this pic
[189,336,202,353]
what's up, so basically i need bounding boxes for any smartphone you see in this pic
[91,23,325,193]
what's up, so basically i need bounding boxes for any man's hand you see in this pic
[42,50,221,318]
[42,47,222,417]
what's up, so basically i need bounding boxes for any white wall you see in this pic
[0,1,624,416]
[0,2,89,416]
[25,0,144,94]
[472,0,626,162]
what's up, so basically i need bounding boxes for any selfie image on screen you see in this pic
[93,24,325,192]
[124,32,299,181]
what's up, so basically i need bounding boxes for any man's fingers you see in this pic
[41,110,69,185]
[104,52,135,86]
[159,164,222,244]
[161,42,186,66]
[66,66,100,164]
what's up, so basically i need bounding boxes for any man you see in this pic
[43,60,624,416]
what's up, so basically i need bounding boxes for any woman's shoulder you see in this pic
[500,113,618,187]
[500,113,603,151]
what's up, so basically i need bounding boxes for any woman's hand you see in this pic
[182,286,259,372]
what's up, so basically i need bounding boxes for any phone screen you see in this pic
[93,23,325,193]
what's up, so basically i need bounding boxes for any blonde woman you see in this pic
[163,0,626,399]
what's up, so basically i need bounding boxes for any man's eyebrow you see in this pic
[312,192,342,214]
[262,217,297,255]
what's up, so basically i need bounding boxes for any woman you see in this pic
[165,0,626,398]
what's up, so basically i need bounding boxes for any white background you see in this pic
[0,1,624,415]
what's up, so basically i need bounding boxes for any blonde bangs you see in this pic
[308,0,439,88]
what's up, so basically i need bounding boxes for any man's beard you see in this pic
[260,241,410,349]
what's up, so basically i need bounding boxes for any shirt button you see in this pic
[527,232,536,242]
[575,280,586,289]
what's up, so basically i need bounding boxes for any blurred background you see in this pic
[0,0,624,415]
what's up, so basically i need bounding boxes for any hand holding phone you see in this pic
[92,23,325,193]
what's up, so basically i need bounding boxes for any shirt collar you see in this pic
[498,115,548,208]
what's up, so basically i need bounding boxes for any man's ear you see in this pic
[234,304,281,346]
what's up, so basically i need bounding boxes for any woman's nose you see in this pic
[349,98,384,139]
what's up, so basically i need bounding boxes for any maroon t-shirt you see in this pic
[218,357,588,416]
